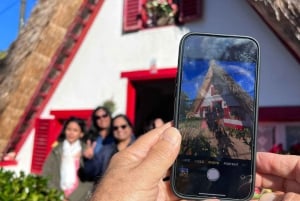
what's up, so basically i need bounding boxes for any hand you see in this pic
[91,123,219,201]
[91,122,219,201]
[90,122,181,201]
[83,140,96,159]
[252,152,300,201]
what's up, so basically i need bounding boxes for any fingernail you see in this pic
[162,128,180,145]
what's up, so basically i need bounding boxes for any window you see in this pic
[257,123,300,155]
[257,125,276,152]
[123,0,202,32]
[31,119,59,174]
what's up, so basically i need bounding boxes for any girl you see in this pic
[42,117,93,201]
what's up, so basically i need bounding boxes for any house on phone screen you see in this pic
[0,0,299,173]
[191,60,253,130]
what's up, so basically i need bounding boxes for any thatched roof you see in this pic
[192,61,254,119]
[0,0,83,158]
[248,0,300,61]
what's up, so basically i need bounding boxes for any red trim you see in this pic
[258,107,300,122]
[2,0,106,158]
[224,123,243,130]
[125,81,136,124]
[121,68,177,80]
[0,160,18,166]
[121,67,177,123]
[50,109,93,120]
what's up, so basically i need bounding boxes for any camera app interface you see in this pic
[175,34,259,199]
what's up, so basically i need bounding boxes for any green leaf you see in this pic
[0,169,63,200]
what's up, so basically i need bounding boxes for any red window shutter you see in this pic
[123,0,142,32]
[179,0,202,23]
[31,119,59,174]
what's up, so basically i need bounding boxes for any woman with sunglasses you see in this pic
[79,106,114,182]
[82,106,114,159]
[79,114,135,184]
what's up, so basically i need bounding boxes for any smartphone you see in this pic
[172,33,260,200]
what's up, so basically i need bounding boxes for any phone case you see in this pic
[171,32,260,201]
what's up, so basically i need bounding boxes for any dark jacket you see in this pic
[79,135,136,183]
[42,142,94,201]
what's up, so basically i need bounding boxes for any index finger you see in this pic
[255,172,300,193]
[256,152,300,180]
[255,152,300,192]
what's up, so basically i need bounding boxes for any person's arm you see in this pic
[82,140,96,159]
[78,152,103,181]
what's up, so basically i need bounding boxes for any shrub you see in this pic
[0,168,63,201]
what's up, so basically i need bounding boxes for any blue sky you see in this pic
[0,0,37,51]
[181,60,256,100]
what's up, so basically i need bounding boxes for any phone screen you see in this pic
[172,33,259,200]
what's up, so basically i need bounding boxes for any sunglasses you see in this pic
[95,113,108,120]
[113,124,128,131]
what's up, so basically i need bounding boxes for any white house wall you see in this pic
[41,0,300,118]
[4,130,34,174]
[41,1,187,117]
[11,0,300,173]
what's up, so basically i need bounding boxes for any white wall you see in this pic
[41,0,300,118]
[3,130,34,174]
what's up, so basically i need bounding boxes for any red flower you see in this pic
[269,143,284,154]
[290,143,300,155]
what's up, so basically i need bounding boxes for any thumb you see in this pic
[138,127,181,182]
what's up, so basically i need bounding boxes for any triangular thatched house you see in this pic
[0,0,299,172]
[190,60,254,129]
